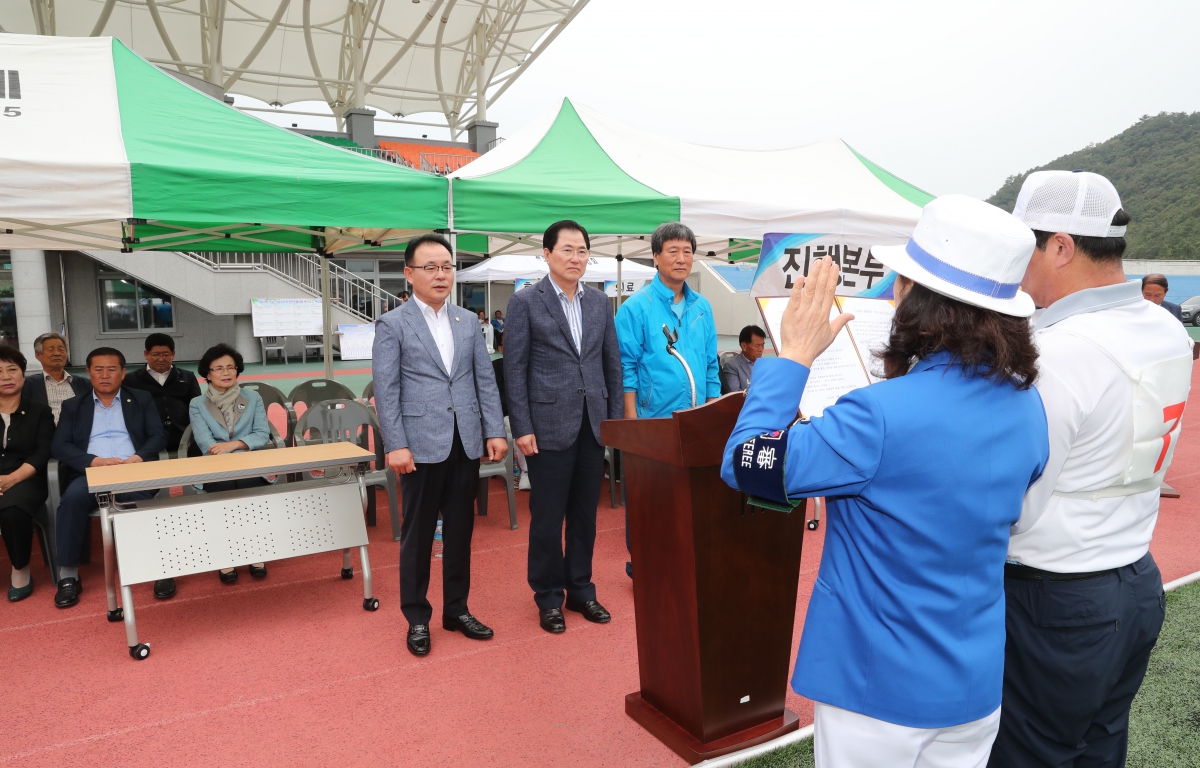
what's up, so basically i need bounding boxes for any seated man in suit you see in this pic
[720,324,766,394]
[373,234,508,657]
[123,332,202,454]
[25,332,90,424]
[50,347,169,608]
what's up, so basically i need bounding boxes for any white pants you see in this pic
[814,702,1001,768]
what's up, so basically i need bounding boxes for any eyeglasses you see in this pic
[554,247,589,258]
[413,264,455,274]
[208,366,238,374]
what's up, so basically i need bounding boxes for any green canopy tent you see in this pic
[450,98,932,298]
[0,34,449,375]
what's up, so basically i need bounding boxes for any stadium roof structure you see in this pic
[450,98,934,242]
[2,0,587,137]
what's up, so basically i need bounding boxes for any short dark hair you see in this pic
[0,344,28,373]
[877,282,1039,390]
[399,290,410,299]
[1142,273,1169,291]
[651,222,697,255]
[404,233,453,266]
[543,220,591,252]
[144,332,175,352]
[87,347,127,369]
[1033,209,1131,264]
[739,325,766,345]
[197,343,244,378]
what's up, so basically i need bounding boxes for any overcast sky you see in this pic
[247,0,1200,200]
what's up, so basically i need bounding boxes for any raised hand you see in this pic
[778,256,855,368]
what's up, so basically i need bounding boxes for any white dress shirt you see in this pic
[148,365,171,386]
[549,277,584,352]
[1010,281,1194,572]
[412,295,455,373]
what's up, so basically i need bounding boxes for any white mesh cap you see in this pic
[1012,171,1127,238]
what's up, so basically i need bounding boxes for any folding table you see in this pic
[87,443,379,659]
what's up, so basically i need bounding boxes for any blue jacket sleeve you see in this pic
[241,395,270,451]
[503,292,534,439]
[51,399,95,475]
[722,358,884,499]
[372,316,408,454]
[189,396,218,454]
[615,301,642,394]
[704,309,721,399]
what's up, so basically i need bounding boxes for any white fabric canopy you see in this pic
[456,253,657,283]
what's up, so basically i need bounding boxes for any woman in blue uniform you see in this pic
[723,195,1049,767]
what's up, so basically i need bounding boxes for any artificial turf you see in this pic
[738,580,1200,768]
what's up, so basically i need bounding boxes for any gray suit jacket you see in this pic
[372,298,505,464]
[720,353,755,394]
[504,276,623,451]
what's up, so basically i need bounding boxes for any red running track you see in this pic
[2,367,1198,767]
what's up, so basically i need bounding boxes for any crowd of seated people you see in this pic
[1,333,284,607]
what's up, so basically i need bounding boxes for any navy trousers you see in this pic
[525,405,604,610]
[55,476,156,569]
[988,552,1165,768]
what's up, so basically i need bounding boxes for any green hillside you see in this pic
[987,112,1200,260]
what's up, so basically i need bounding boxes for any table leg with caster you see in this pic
[98,496,123,622]
[341,548,353,580]
[806,497,822,531]
[360,545,377,611]
[121,582,149,659]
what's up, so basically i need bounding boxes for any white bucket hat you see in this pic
[872,194,1037,317]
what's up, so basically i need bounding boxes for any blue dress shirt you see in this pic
[87,389,137,460]
[723,354,1049,729]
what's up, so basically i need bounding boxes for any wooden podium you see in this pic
[602,394,806,764]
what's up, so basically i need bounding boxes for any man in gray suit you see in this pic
[719,324,766,394]
[504,220,624,634]
[372,234,508,657]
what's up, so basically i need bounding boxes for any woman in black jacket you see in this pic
[0,345,55,601]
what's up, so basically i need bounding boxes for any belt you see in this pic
[1004,563,1117,582]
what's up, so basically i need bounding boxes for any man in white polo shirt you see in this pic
[989,172,1193,767]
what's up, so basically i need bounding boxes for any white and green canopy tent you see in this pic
[0,34,448,374]
[450,98,933,296]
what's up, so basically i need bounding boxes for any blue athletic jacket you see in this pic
[615,274,720,418]
[722,353,1048,729]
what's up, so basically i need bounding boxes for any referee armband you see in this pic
[732,429,801,513]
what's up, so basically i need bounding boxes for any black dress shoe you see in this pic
[8,575,32,602]
[566,598,611,624]
[539,607,566,634]
[219,568,239,584]
[407,624,431,656]
[248,563,268,579]
[153,579,177,599]
[54,577,82,608]
[443,613,494,640]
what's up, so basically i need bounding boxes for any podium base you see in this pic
[625,692,800,765]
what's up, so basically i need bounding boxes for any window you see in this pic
[100,277,175,332]
[0,257,15,348]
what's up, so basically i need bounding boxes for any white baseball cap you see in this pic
[872,194,1037,317]
[1012,171,1126,237]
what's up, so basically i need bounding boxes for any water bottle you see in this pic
[434,518,444,558]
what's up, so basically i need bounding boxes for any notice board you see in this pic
[251,298,322,337]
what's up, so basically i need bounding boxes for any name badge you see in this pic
[732,429,800,512]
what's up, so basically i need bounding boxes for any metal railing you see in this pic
[485,137,505,152]
[181,251,403,322]
[419,152,476,175]
[343,146,415,168]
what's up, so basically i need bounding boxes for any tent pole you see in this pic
[321,254,335,380]
[616,235,624,307]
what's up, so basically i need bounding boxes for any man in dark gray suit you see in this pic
[372,234,508,657]
[504,220,624,634]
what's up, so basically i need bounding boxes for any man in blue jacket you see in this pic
[615,222,720,575]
